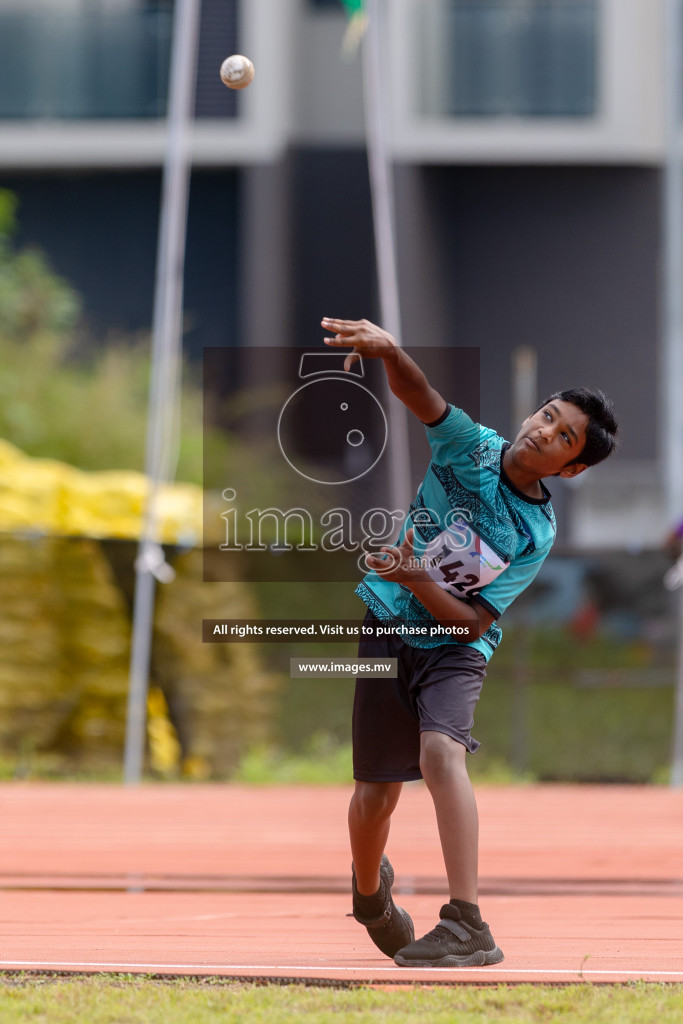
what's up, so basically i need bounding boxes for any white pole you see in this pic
[510,347,538,775]
[511,346,538,434]
[124,0,201,785]
[664,0,683,522]
[672,591,683,787]
[362,0,413,520]
[663,0,683,787]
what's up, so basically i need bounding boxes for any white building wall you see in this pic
[390,0,666,164]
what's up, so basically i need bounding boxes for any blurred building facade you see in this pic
[0,0,671,547]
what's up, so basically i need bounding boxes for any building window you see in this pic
[420,0,599,118]
[0,2,172,119]
[0,0,238,120]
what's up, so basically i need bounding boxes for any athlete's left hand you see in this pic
[365,528,430,584]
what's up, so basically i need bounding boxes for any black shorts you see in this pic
[352,611,487,783]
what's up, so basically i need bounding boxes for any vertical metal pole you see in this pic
[663,0,683,787]
[362,0,413,519]
[124,0,201,784]
[511,346,538,432]
[672,591,683,787]
[510,347,538,776]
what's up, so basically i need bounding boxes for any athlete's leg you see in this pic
[348,780,403,894]
[348,779,414,957]
[419,730,478,903]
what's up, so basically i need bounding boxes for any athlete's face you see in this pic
[510,400,589,478]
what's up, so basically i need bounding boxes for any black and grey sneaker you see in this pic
[393,902,504,968]
[351,854,415,958]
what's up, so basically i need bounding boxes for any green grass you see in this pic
[232,734,354,784]
[248,577,678,785]
[0,977,681,1024]
[252,601,677,785]
[230,740,535,786]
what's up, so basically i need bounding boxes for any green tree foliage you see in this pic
[0,188,81,337]
[0,188,205,481]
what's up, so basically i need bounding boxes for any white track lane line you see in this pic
[1,962,683,979]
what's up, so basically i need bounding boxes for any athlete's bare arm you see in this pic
[322,317,447,425]
[365,529,496,641]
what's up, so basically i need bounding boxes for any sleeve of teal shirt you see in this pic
[472,543,552,619]
[424,406,488,463]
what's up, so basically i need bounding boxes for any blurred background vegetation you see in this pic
[0,188,678,785]
[0,188,279,781]
[0,188,204,479]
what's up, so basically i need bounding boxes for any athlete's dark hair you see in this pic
[537,387,618,468]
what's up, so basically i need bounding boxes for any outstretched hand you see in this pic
[322,317,397,372]
[364,528,430,585]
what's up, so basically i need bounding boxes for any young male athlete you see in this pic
[321,316,618,968]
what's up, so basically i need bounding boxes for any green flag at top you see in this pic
[340,0,367,55]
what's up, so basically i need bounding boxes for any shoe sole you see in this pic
[394,946,504,968]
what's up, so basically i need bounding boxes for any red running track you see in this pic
[0,782,682,984]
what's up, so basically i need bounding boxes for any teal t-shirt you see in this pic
[356,405,557,661]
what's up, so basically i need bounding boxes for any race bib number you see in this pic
[421,517,509,597]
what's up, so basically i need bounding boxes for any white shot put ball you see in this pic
[219,55,255,90]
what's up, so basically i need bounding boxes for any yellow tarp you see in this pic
[0,438,202,543]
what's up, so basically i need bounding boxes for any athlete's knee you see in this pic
[419,730,467,784]
[351,781,401,824]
